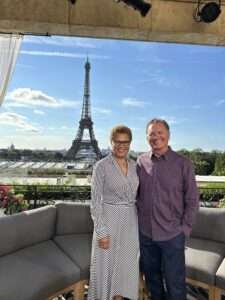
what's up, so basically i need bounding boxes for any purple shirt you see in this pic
[137,148,199,241]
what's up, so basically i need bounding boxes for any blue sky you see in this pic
[0,35,225,152]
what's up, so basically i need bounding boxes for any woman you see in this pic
[88,125,140,300]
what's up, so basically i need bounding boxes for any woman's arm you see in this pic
[90,162,109,242]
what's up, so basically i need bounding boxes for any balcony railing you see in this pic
[0,184,225,210]
[0,184,91,210]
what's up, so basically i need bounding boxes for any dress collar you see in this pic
[108,151,130,163]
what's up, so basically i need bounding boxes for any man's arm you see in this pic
[182,159,199,237]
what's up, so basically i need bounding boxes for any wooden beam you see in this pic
[0,0,225,46]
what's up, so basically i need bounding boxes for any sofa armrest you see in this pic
[55,202,93,235]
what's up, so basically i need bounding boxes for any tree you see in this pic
[213,152,225,175]
[193,160,210,175]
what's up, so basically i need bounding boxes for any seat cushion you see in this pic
[56,202,93,235]
[185,237,225,285]
[216,258,225,290]
[191,207,225,243]
[0,240,80,300]
[54,234,92,279]
[0,205,56,257]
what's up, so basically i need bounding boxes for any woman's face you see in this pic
[111,133,131,159]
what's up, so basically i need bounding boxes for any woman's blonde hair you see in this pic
[110,125,132,143]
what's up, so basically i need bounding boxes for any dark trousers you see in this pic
[139,231,186,300]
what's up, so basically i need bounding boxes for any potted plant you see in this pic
[0,184,29,215]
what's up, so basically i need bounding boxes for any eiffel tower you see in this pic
[66,58,102,161]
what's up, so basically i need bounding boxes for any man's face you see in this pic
[147,122,169,154]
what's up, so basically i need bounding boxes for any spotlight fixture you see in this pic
[194,0,221,23]
[115,0,151,17]
[69,0,76,4]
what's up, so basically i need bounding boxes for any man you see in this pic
[137,118,199,300]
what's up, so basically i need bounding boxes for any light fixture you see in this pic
[115,0,151,17]
[69,0,76,4]
[194,0,221,23]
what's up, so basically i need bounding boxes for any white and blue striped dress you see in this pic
[88,153,140,300]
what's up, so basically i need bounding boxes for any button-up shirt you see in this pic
[137,147,199,241]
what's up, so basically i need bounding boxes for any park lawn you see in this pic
[197,181,225,189]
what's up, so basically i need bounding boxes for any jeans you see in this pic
[139,231,186,300]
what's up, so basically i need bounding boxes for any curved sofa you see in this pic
[1,204,225,300]
[185,207,225,300]
[0,202,93,300]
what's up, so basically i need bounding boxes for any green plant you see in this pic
[218,198,225,208]
[0,184,29,215]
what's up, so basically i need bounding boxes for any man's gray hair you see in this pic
[146,118,170,133]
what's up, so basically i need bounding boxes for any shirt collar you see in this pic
[149,146,172,161]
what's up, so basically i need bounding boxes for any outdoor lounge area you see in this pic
[1,1,225,299]
[0,202,225,300]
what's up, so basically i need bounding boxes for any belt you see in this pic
[104,202,135,207]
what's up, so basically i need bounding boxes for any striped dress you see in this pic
[88,153,140,300]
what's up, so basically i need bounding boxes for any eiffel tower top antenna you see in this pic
[81,57,91,120]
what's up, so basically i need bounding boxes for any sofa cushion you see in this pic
[56,202,93,235]
[54,234,92,279]
[191,207,225,243]
[216,258,225,290]
[185,237,225,285]
[0,240,80,300]
[0,205,56,257]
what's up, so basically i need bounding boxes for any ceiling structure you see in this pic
[0,0,225,46]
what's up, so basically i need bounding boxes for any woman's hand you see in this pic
[98,236,110,249]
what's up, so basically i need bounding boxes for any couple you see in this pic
[88,118,199,300]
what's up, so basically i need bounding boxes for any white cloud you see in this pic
[24,36,98,49]
[33,109,45,115]
[6,88,80,108]
[122,97,147,107]
[5,102,31,108]
[0,112,39,132]
[21,50,109,60]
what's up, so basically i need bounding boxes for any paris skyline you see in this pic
[1,35,225,152]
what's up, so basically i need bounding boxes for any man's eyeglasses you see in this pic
[113,140,131,147]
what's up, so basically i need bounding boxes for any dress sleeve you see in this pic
[90,162,108,240]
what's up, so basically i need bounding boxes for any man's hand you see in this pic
[98,236,110,249]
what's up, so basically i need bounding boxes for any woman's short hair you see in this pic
[110,125,132,143]
[146,118,170,133]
